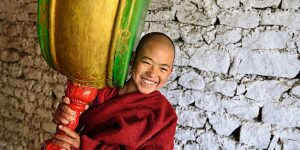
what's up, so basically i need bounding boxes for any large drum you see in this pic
[37,0,150,149]
[38,0,150,88]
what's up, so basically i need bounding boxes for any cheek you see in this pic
[135,64,147,74]
[132,65,144,78]
[158,73,171,85]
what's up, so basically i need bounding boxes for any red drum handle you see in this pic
[41,81,97,150]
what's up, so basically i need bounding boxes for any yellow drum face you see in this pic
[53,0,119,87]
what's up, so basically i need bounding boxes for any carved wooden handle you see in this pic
[41,81,97,150]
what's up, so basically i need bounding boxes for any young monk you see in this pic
[52,32,177,149]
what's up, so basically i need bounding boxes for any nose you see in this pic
[146,66,157,78]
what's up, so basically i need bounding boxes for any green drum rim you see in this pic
[111,0,150,87]
[37,0,55,69]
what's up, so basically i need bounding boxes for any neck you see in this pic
[118,78,138,96]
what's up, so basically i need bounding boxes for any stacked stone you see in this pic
[145,0,300,149]
[0,0,66,149]
[1,0,300,149]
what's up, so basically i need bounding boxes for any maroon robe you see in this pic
[76,87,178,150]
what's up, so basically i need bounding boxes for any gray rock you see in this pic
[24,102,35,114]
[217,0,240,8]
[146,22,180,40]
[176,1,216,26]
[281,97,300,107]
[208,114,241,136]
[202,0,220,17]
[274,128,300,142]
[189,50,230,74]
[215,28,242,45]
[297,37,300,53]
[230,49,300,78]
[240,123,271,149]
[236,141,267,150]
[23,67,42,80]
[218,10,259,29]
[262,102,300,127]
[179,90,203,107]
[146,10,175,21]
[291,85,300,98]
[41,122,56,133]
[174,45,190,66]
[195,93,222,112]
[165,80,178,90]
[203,29,216,44]
[178,70,205,90]
[180,44,199,57]
[196,132,219,150]
[177,109,207,128]
[242,31,289,50]
[0,50,20,62]
[184,144,200,150]
[8,63,22,78]
[148,0,173,10]
[180,24,203,44]
[268,135,281,150]
[282,140,300,150]
[245,80,290,101]
[207,80,237,97]
[222,99,259,120]
[52,84,65,98]
[261,11,300,31]
[282,0,300,9]
[175,128,196,143]
[236,84,246,95]
[241,0,281,9]
[218,137,237,150]
[161,89,183,105]
[174,145,182,150]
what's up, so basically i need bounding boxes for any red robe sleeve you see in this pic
[92,87,119,106]
[77,90,178,150]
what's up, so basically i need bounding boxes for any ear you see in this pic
[167,65,174,79]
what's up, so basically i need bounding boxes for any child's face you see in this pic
[131,40,174,94]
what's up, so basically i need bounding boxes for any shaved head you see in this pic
[135,32,175,63]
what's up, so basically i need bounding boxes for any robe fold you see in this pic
[76,87,178,150]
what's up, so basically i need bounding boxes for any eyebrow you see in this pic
[141,56,171,68]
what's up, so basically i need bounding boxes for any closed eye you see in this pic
[142,61,151,65]
[160,67,168,72]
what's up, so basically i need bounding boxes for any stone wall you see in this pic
[1,0,300,149]
[0,0,66,149]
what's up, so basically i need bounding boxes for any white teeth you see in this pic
[143,78,155,85]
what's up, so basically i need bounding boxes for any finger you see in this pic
[58,109,75,122]
[58,125,79,139]
[63,97,71,105]
[59,104,76,117]
[53,139,71,150]
[54,133,75,147]
[54,108,74,124]
[84,104,89,110]
[80,105,89,115]
[57,115,70,125]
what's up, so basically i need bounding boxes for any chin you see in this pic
[138,88,155,94]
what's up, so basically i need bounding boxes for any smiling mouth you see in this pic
[142,78,157,85]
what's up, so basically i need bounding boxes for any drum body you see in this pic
[37,0,150,88]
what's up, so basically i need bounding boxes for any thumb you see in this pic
[84,104,89,110]
[62,96,71,104]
